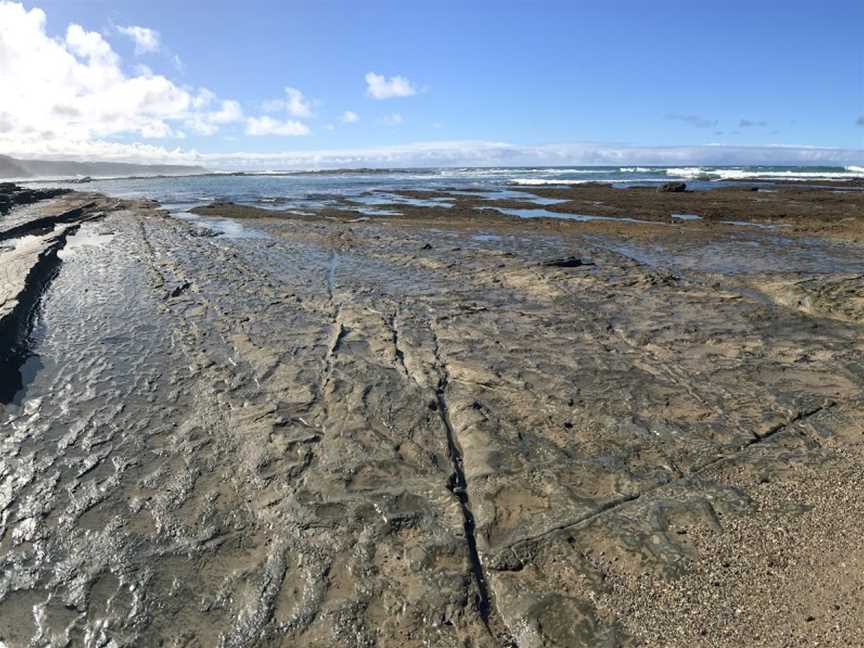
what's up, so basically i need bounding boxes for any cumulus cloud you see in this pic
[666,113,719,128]
[0,1,242,150]
[117,25,160,55]
[263,87,313,118]
[245,116,310,136]
[365,72,418,99]
[341,110,359,123]
[186,99,244,135]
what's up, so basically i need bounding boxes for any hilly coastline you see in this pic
[0,154,207,179]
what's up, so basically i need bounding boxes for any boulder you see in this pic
[658,182,687,193]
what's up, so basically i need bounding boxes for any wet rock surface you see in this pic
[0,183,70,216]
[1,187,863,646]
[382,183,864,239]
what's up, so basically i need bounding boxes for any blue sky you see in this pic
[2,0,863,167]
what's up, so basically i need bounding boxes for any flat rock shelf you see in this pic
[1,185,863,647]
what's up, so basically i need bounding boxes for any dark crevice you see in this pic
[320,318,346,396]
[329,321,347,357]
[387,311,409,378]
[752,404,826,442]
[504,493,641,552]
[431,330,493,629]
[436,385,493,626]
[316,251,344,403]
[0,224,83,403]
[169,280,191,298]
[542,256,595,268]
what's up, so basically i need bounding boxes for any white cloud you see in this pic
[66,23,118,64]
[365,72,418,99]
[210,100,243,124]
[186,100,243,135]
[382,113,403,125]
[0,1,241,148]
[284,87,312,117]
[204,141,864,170]
[341,110,359,123]
[2,137,862,171]
[191,88,216,110]
[245,116,310,136]
[117,25,160,55]
[263,86,313,118]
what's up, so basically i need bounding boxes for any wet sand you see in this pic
[1,183,863,647]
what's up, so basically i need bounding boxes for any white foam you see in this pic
[665,167,864,181]
[510,178,595,186]
[664,167,709,179]
[619,167,653,173]
[712,169,864,181]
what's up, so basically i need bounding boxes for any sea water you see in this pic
[25,165,864,213]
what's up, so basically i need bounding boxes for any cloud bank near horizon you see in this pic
[4,140,861,171]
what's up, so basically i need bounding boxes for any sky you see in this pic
[1,0,863,169]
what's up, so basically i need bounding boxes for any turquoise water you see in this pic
[27,165,863,211]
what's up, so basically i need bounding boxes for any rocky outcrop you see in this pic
[0,182,70,215]
[658,181,688,192]
[1,187,863,646]
[0,194,107,400]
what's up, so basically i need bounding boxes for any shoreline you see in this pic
[10,164,864,189]
[188,180,864,242]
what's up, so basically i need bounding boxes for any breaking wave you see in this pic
[509,178,597,186]
[664,167,864,181]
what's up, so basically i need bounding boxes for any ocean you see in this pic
[28,165,864,212]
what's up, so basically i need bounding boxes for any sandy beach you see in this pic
[1,181,864,646]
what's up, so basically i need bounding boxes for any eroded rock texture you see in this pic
[1,191,863,647]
